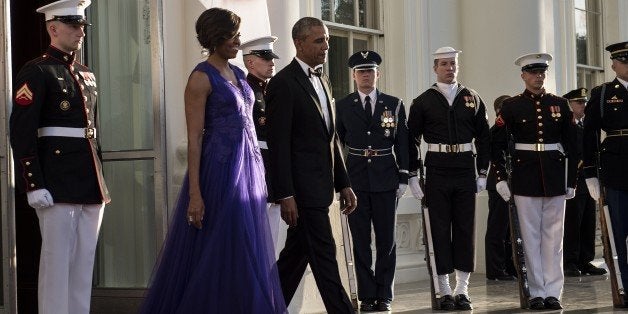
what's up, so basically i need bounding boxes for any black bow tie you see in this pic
[308,67,322,77]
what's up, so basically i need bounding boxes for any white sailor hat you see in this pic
[347,50,382,70]
[239,36,279,60]
[433,46,461,60]
[514,53,553,71]
[37,0,91,25]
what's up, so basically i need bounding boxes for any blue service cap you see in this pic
[347,50,381,70]
[563,88,588,102]
[606,41,628,63]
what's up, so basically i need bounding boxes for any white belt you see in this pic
[515,143,563,152]
[427,143,473,153]
[258,140,268,150]
[37,127,97,139]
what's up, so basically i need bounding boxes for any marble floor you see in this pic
[358,257,627,314]
[388,273,625,313]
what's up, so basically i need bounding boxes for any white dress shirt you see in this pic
[295,57,331,130]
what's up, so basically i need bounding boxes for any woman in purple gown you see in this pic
[140,8,286,313]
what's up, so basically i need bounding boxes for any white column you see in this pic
[266,0,299,70]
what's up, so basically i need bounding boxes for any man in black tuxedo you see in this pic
[265,16,357,314]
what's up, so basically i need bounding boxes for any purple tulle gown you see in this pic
[140,62,287,314]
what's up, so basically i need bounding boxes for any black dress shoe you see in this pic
[439,295,456,311]
[377,299,391,311]
[529,297,545,310]
[580,263,608,275]
[360,299,377,312]
[454,294,473,310]
[486,270,516,281]
[564,264,581,277]
[544,296,563,310]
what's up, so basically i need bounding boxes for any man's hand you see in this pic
[26,188,54,209]
[339,187,357,215]
[396,184,408,198]
[408,176,424,199]
[476,176,487,193]
[496,180,511,202]
[565,187,576,200]
[585,178,600,200]
[280,197,299,227]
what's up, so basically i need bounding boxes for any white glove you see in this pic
[476,177,487,193]
[408,176,424,199]
[565,187,576,199]
[396,184,408,198]
[496,180,511,202]
[26,188,54,209]
[585,178,601,200]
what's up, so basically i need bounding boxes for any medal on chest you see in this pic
[380,109,395,129]
[79,71,97,87]
[549,105,561,119]
[463,95,475,108]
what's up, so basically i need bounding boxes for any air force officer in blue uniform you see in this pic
[335,51,409,312]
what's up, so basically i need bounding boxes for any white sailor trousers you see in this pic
[35,203,104,314]
[514,195,565,299]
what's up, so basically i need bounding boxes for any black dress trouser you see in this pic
[348,190,397,302]
[277,206,354,314]
[563,190,596,268]
[425,167,476,274]
[485,190,515,276]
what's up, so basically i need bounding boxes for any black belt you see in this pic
[347,147,392,157]
[607,129,628,137]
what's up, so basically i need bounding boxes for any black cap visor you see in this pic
[522,63,549,72]
[246,50,279,60]
[51,15,91,26]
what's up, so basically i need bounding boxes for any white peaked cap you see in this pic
[239,35,279,59]
[514,53,553,71]
[36,0,91,23]
[433,46,461,60]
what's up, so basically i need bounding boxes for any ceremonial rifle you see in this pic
[504,133,530,309]
[595,127,625,307]
[417,142,440,310]
[339,204,359,309]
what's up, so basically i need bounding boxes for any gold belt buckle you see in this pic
[446,144,459,153]
[535,143,545,151]
[85,128,95,139]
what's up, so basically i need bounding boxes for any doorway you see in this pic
[6,0,166,313]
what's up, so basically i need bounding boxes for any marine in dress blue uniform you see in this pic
[582,41,628,304]
[240,35,282,253]
[9,1,109,313]
[407,47,490,311]
[484,95,517,281]
[493,53,577,310]
[335,50,408,312]
[562,88,607,277]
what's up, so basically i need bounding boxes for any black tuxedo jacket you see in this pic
[265,59,351,208]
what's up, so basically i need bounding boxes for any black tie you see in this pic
[364,96,372,122]
[577,120,583,128]
[308,67,322,77]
